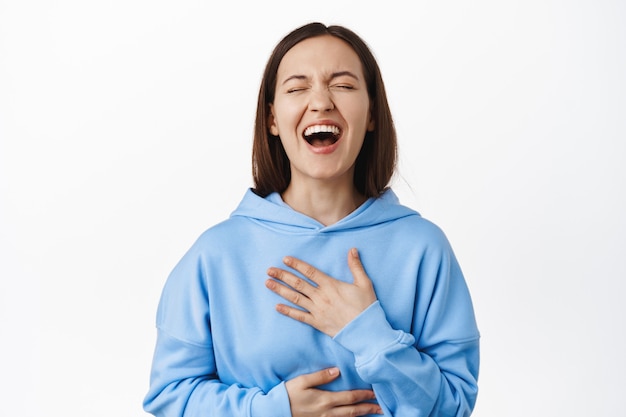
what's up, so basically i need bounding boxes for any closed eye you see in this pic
[330,84,356,91]
[286,87,308,94]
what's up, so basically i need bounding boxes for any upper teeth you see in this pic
[304,125,340,137]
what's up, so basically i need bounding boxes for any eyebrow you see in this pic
[281,71,360,85]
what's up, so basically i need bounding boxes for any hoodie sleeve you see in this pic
[143,330,291,417]
[142,243,292,417]
[333,233,480,417]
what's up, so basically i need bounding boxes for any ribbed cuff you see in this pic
[333,301,410,365]
[250,381,292,417]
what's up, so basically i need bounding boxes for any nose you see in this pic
[308,88,335,112]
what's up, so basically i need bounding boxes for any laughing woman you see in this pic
[144,22,479,417]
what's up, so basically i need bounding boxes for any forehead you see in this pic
[276,35,364,80]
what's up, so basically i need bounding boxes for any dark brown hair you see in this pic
[252,22,397,198]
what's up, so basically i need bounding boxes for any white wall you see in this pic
[1,1,624,415]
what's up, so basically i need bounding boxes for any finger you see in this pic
[283,256,327,285]
[329,388,378,406]
[266,278,314,312]
[295,367,342,388]
[267,266,316,296]
[347,248,371,287]
[274,302,313,325]
[334,402,384,416]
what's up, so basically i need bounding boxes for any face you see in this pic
[269,35,374,188]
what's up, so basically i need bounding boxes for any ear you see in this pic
[268,104,279,136]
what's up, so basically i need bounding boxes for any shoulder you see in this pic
[189,216,251,253]
[393,215,454,258]
[378,190,451,248]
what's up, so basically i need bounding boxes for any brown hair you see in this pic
[252,22,397,198]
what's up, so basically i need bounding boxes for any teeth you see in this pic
[304,125,340,137]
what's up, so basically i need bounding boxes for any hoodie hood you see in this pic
[230,188,419,233]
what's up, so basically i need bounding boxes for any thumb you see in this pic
[298,367,341,388]
[348,248,371,286]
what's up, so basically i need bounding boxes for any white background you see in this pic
[1,0,625,416]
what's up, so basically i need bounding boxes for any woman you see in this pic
[144,22,479,417]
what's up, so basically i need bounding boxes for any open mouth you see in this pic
[303,125,341,147]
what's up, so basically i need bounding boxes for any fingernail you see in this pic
[267,267,278,277]
[351,248,359,257]
[328,367,339,376]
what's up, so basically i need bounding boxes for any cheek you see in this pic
[341,96,372,129]
[352,107,374,134]
[272,103,300,133]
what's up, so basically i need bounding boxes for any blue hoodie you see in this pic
[144,189,479,417]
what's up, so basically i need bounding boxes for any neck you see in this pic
[281,179,366,226]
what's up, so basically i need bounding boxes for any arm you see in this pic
[334,244,479,417]
[143,329,291,417]
[266,247,479,416]
[144,330,383,417]
[143,247,292,417]
[334,303,479,417]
